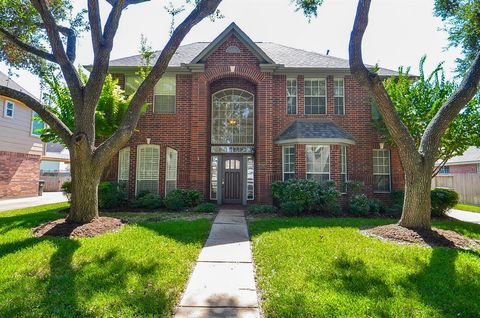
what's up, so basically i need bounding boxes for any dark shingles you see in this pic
[275,120,356,143]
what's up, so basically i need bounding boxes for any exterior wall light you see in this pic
[379,142,385,149]
[146,138,151,144]
[227,118,238,126]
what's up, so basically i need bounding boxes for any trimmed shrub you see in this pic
[247,204,277,214]
[368,198,383,214]
[193,203,218,213]
[98,181,128,209]
[164,189,203,211]
[271,179,341,213]
[280,201,305,216]
[131,193,163,210]
[431,188,459,217]
[349,194,370,216]
[391,190,405,206]
[61,180,72,201]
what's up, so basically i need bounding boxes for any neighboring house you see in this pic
[436,147,480,174]
[40,142,71,174]
[0,71,44,198]
[102,23,404,205]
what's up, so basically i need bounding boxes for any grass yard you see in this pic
[0,203,211,317]
[455,203,480,213]
[249,217,480,318]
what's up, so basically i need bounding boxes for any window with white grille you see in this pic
[306,145,330,182]
[304,79,326,114]
[136,145,160,194]
[373,149,391,192]
[283,146,296,180]
[286,79,297,114]
[154,77,176,113]
[334,78,345,115]
[165,147,178,195]
[340,145,347,192]
[118,147,130,183]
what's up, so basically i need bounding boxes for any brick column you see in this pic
[295,144,306,179]
[326,75,334,114]
[330,145,341,190]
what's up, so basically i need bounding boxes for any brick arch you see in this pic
[202,66,265,84]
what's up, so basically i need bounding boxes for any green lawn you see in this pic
[249,217,480,318]
[455,203,480,213]
[0,203,211,317]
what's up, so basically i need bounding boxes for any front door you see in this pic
[222,156,243,204]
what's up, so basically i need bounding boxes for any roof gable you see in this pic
[191,22,275,64]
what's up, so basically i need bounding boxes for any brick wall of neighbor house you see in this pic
[449,164,479,174]
[106,33,405,205]
[0,151,40,198]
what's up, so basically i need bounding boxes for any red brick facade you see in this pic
[0,151,40,198]
[106,32,405,205]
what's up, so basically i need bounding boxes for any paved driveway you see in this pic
[447,209,480,224]
[0,192,68,212]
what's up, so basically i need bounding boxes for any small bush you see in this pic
[344,180,364,195]
[391,190,405,206]
[98,181,128,209]
[193,203,218,213]
[131,193,163,210]
[61,181,72,201]
[349,194,370,216]
[280,201,305,216]
[136,190,151,199]
[368,198,383,214]
[164,189,203,211]
[384,203,403,217]
[247,204,277,214]
[431,188,459,217]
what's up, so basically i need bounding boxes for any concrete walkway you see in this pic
[447,209,480,224]
[0,192,68,212]
[174,209,260,318]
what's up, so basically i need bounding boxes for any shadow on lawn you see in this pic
[0,208,210,317]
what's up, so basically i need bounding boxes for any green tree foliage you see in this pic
[434,0,480,75]
[39,72,133,143]
[372,56,480,175]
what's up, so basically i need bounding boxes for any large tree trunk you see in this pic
[66,151,100,223]
[398,165,432,229]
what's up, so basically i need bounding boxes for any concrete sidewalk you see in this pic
[0,192,68,212]
[447,209,480,224]
[174,209,260,318]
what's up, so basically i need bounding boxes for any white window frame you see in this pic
[153,76,176,114]
[282,146,296,181]
[135,144,160,195]
[304,78,327,115]
[340,145,347,193]
[3,100,14,118]
[118,147,130,182]
[30,111,42,137]
[306,145,331,181]
[373,149,391,193]
[286,78,297,115]
[334,78,345,115]
[165,147,178,195]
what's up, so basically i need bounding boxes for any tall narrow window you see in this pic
[373,149,391,192]
[210,156,219,200]
[3,100,14,118]
[334,78,345,115]
[282,146,296,180]
[304,79,326,114]
[125,75,141,96]
[286,79,297,114]
[154,77,176,113]
[247,156,255,200]
[136,145,160,194]
[165,147,178,195]
[340,146,347,192]
[31,111,44,137]
[306,145,330,182]
[118,147,130,184]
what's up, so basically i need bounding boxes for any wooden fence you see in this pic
[432,173,480,205]
[41,176,71,192]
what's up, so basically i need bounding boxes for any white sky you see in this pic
[0,0,461,98]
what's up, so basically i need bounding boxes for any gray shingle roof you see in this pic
[0,71,37,99]
[108,42,397,76]
[443,147,480,165]
[274,120,356,145]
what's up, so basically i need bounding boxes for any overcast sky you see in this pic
[0,0,461,98]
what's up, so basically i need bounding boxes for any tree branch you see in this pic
[421,51,480,158]
[34,23,77,62]
[30,0,83,104]
[93,0,222,167]
[0,27,57,62]
[349,0,419,164]
[88,0,103,55]
[0,85,72,144]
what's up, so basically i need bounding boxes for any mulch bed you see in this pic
[362,224,480,250]
[33,217,123,238]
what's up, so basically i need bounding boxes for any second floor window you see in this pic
[154,77,176,113]
[3,100,14,118]
[286,79,297,114]
[304,79,326,115]
[334,78,345,115]
[439,166,450,174]
[31,112,44,137]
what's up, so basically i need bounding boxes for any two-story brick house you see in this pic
[105,23,404,205]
